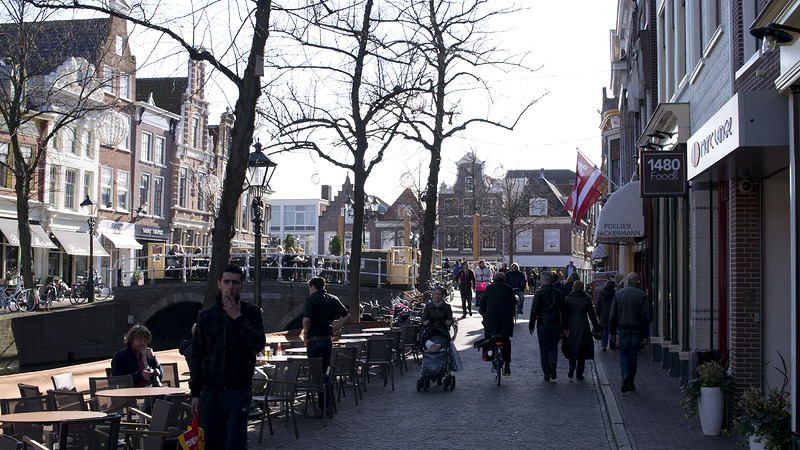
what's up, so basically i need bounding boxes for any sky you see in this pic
[131,0,619,205]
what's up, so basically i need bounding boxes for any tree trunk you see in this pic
[12,131,35,290]
[347,166,367,321]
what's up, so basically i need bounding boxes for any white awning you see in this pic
[0,218,57,248]
[591,243,607,259]
[52,230,110,257]
[102,232,143,250]
[593,181,645,244]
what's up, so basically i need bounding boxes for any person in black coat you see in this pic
[595,280,616,350]
[479,271,516,375]
[530,271,565,381]
[563,281,600,380]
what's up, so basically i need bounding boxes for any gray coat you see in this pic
[563,290,600,360]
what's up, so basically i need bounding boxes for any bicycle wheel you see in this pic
[95,283,111,301]
[495,346,503,386]
[45,288,56,309]
[70,285,86,304]
[22,290,37,312]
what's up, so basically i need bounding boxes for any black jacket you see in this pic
[530,284,564,330]
[111,346,163,387]
[480,281,516,337]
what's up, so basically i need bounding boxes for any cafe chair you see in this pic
[0,434,22,450]
[253,361,300,442]
[163,394,193,444]
[88,375,134,416]
[361,338,394,391]
[381,329,403,375]
[400,324,421,368]
[23,414,122,450]
[331,346,361,405]
[17,383,41,398]
[51,372,78,392]
[0,395,53,443]
[340,324,362,335]
[160,363,180,388]
[120,399,172,450]
[295,357,336,426]
[47,389,88,411]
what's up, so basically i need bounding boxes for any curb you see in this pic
[592,343,633,450]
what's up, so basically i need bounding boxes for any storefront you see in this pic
[99,220,143,287]
[134,224,169,276]
[0,218,57,282]
[50,227,110,286]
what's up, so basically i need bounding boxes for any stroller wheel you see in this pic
[417,379,422,392]
[424,379,430,391]
[450,376,456,391]
[443,376,451,392]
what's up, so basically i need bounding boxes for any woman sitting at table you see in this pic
[112,324,163,387]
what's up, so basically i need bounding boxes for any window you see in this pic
[445,227,459,250]
[63,127,77,155]
[115,36,123,56]
[117,170,129,210]
[48,165,60,204]
[141,132,153,162]
[155,136,165,165]
[444,198,458,216]
[462,227,472,250]
[483,198,496,215]
[241,201,248,231]
[192,116,201,149]
[283,205,317,230]
[83,129,94,159]
[0,143,9,188]
[481,228,496,250]
[516,230,531,252]
[103,67,115,95]
[462,199,473,216]
[530,198,547,216]
[83,172,93,202]
[544,229,560,252]
[100,166,113,208]
[197,174,206,212]
[465,176,474,191]
[139,173,151,209]
[178,167,188,208]
[119,73,131,99]
[120,114,131,150]
[64,169,77,210]
[153,176,164,217]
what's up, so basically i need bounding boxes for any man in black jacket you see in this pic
[190,264,265,449]
[480,272,516,375]
[530,271,565,381]
[609,272,649,393]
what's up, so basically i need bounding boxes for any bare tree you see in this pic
[392,0,542,286]
[265,0,419,314]
[28,0,275,306]
[0,0,118,289]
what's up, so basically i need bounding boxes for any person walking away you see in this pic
[595,281,616,351]
[190,264,265,449]
[479,272,516,375]
[564,272,579,293]
[111,324,163,387]
[474,260,492,308]
[454,261,476,317]
[530,271,565,381]
[301,276,351,418]
[609,272,649,393]
[505,263,527,314]
[562,281,600,380]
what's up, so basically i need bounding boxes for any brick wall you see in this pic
[728,178,761,391]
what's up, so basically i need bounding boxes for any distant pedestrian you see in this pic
[529,271,565,381]
[595,281,616,351]
[564,261,576,277]
[474,260,492,308]
[562,281,600,381]
[455,261,476,317]
[505,263,527,314]
[564,272,579,293]
[609,272,649,393]
[498,262,509,273]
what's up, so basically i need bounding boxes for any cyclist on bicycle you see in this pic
[479,272,516,375]
[505,263,527,315]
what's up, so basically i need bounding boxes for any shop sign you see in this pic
[641,148,687,197]
[135,225,167,240]
[687,94,740,180]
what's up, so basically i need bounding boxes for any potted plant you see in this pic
[681,360,735,436]
[131,270,144,286]
[733,356,790,450]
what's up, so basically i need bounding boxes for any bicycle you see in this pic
[491,337,505,386]
[0,276,36,312]
[70,272,110,304]
[41,276,71,310]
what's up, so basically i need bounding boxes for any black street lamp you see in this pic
[247,140,278,310]
[80,195,98,303]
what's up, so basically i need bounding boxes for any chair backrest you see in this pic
[383,330,402,352]
[141,399,173,450]
[267,362,299,400]
[105,367,113,377]
[0,395,51,442]
[47,389,88,411]
[57,414,122,450]
[400,325,420,347]
[89,375,134,412]
[161,362,180,388]
[0,434,22,450]
[340,323,362,335]
[345,341,365,360]
[164,394,193,435]
[17,383,41,398]
[51,372,77,391]
[366,338,393,364]
[332,346,358,376]
[294,357,324,392]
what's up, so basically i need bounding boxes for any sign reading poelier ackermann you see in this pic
[640,148,688,197]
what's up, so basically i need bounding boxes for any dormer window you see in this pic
[465,176,474,191]
[530,198,547,216]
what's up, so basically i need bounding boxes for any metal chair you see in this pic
[47,389,88,411]
[361,338,394,391]
[254,361,300,442]
[160,362,180,388]
[51,372,77,391]
[120,399,172,450]
[23,414,122,450]
[295,357,336,425]
[0,434,23,450]
[400,324,422,367]
[88,375,134,415]
[331,346,361,405]
[0,395,53,443]
[382,329,403,375]
[17,383,41,398]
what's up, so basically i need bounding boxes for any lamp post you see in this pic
[80,195,98,303]
[246,140,278,310]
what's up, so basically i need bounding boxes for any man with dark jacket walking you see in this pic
[190,264,265,449]
[609,272,649,393]
[530,271,565,381]
[505,263,527,314]
[455,261,476,317]
[479,272,516,375]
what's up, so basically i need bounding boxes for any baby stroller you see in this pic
[416,325,455,392]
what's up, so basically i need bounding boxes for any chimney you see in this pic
[321,185,332,201]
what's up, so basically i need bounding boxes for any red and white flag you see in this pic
[563,152,605,224]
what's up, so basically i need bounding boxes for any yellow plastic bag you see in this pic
[179,414,204,450]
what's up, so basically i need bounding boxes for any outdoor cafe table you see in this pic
[340,333,375,338]
[363,327,392,332]
[334,338,368,344]
[257,355,308,363]
[284,347,307,354]
[94,386,188,399]
[0,410,105,424]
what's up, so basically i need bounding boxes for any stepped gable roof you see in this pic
[0,18,112,75]
[506,169,575,186]
[136,77,187,115]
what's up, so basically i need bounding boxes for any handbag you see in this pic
[476,281,487,292]
[179,414,204,450]
[591,328,602,341]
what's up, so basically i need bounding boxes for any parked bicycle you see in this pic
[70,272,110,304]
[0,276,35,312]
[42,276,71,309]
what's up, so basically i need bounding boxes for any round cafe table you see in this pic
[257,354,308,362]
[340,333,374,338]
[284,347,307,354]
[364,327,392,332]
[335,338,367,344]
[0,410,105,424]
[94,386,187,398]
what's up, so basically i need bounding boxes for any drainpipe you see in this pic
[789,86,800,443]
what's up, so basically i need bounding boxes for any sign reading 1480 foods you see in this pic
[640,149,688,197]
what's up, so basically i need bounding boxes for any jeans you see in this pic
[460,290,472,315]
[514,289,524,312]
[601,327,609,348]
[617,328,642,383]
[200,385,252,450]
[536,324,561,376]
[307,339,334,409]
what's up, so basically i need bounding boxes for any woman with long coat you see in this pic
[479,272,516,375]
[563,280,600,380]
[595,280,616,350]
